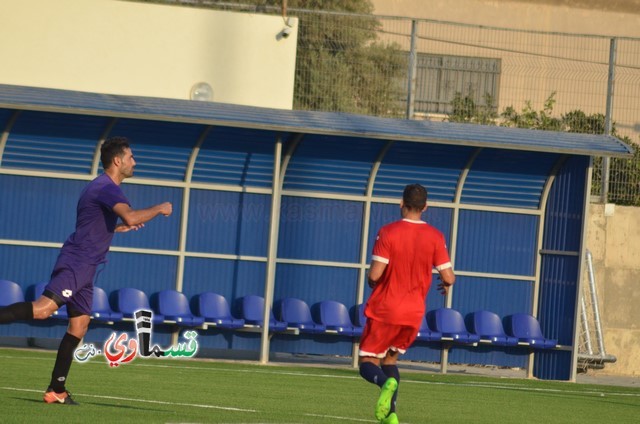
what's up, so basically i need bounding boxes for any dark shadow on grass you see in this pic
[8,397,167,412]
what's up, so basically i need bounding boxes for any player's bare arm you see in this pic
[436,267,455,295]
[113,202,172,227]
[367,260,387,288]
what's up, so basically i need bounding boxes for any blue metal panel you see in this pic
[449,275,533,368]
[543,156,589,252]
[461,150,559,208]
[374,142,472,202]
[0,245,59,289]
[2,111,106,173]
[449,345,528,368]
[274,264,359,307]
[0,84,631,158]
[111,185,182,250]
[110,119,203,181]
[95,251,178,295]
[193,126,276,188]
[284,134,383,195]
[0,108,12,130]
[456,210,538,276]
[535,156,589,381]
[278,197,363,262]
[450,276,534,318]
[187,190,270,256]
[367,203,453,263]
[182,258,266,305]
[538,255,579,345]
[0,175,82,243]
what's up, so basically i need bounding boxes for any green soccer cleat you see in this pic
[375,377,398,421]
[381,412,399,424]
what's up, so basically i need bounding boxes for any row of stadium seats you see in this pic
[0,279,557,349]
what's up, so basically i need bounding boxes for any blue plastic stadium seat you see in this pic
[114,287,165,324]
[415,313,442,342]
[278,297,326,334]
[468,310,518,346]
[504,313,558,349]
[155,290,205,327]
[239,295,288,331]
[196,292,245,329]
[91,286,123,323]
[317,300,361,337]
[33,282,68,320]
[427,308,480,344]
[0,279,25,307]
[354,303,367,328]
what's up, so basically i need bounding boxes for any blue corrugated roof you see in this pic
[0,84,632,158]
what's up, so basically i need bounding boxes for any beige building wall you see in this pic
[371,0,640,141]
[586,204,640,376]
[0,0,298,109]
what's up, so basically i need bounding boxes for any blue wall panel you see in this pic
[274,264,359,308]
[284,134,384,195]
[461,150,558,208]
[278,197,362,263]
[451,276,534,317]
[187,190,270,257]
[111,184,182,250]
[110,119,203,181]
[543,156,588,253]
[538,256,579,345]
[374,142,473,202]
[94,252,178,296]
[456,210,538,276]
[182,257,266,307]
[449,275,533,368]
[3,111,107,174]
[193,127,276,188]
[0,175,82,243]
[535,156,589,380]
[0,246,61,293]
[0,109,13,132]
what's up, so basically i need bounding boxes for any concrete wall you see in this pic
[586,203,640,376]
[0,0,298,109]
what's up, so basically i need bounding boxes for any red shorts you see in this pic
[358,318,419,358]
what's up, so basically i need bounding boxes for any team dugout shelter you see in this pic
[0,84,632,381]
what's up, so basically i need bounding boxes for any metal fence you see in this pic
[139,1,640,205]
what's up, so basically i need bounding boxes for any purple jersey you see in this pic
[45,174,129,314]
[59,173,130,265]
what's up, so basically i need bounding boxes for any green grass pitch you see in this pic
[0,347,638,423]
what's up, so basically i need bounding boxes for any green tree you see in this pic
[447,92,498,125]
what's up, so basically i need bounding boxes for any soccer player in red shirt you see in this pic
[359,184,455,424]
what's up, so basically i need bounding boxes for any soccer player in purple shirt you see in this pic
[0,136,172,405]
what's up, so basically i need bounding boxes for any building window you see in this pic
[413,54,501,115]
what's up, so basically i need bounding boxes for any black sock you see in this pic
[382,364,400,413]
[0,302,34,323]
[49,332,81,393]
[359,361,388,387]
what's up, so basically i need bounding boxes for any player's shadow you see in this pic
[12,397,166,412]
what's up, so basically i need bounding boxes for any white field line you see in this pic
[0,386,257,412]
[1,353,638,399]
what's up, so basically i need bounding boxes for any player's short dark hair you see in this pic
[403,183,428,211]
[100,136,130,169]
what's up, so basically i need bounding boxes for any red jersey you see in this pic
[365,218,452,329]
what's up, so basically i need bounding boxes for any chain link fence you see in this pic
[137,1,640,205]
